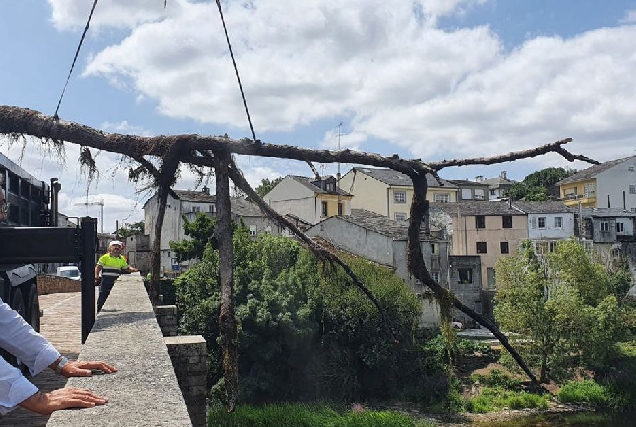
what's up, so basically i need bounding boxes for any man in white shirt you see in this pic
[0,182,116,416]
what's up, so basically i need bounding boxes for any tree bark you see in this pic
[214,152,239,411]
[406,170,544,390]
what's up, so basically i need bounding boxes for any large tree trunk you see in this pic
[148,184,170,305]
[215,153,239,412]
[407,170,543,391]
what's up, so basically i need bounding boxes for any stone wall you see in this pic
[37,275,81,295]
[155,305,179,337]
[46,275,193,427]
[165,336,207,427]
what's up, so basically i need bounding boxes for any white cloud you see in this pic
[44,1,636,179]
[47,0,167,30]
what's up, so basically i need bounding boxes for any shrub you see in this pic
[558,380,613,408]
[465,387,549,413]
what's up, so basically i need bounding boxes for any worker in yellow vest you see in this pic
[95,241,138,312]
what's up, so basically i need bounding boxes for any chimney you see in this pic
[500,171,507,180]
[475,175,484,182]
[202,186,209,195]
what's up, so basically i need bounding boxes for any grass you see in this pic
[207,403,435,427]
[558,380,614,408]
[465,387,549,413]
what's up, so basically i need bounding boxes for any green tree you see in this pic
[508,167,575,201]
[173,231,429,403]
[254,177,283,198]
[169,213,216,262]
[494,240,629,382]
[116,221,145,238]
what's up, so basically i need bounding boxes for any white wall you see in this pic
[265,177,317,224]
[596,159,636,210]
[527,213,575,240]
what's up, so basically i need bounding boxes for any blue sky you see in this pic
[1,0,636,232]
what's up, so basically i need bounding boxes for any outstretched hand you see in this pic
[60,360,117,378]
[19,388,108,415]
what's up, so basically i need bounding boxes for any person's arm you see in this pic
[94,264,103,285]
[0,297,60,376]
[0,355,39,415]
[18,388,107,415]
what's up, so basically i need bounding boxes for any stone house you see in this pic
[513,201,575,255]
[338,167,458,222]
[557,155,636,211]
[475,171,516,201]
[264,175,352,225]
[448,179,490,202]
[306,209,482,326]
[430,201,527,290]
[143,187,278,275]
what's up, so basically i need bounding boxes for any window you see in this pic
[630,185,636,195]
[191,206,200,213]
[584,183,596,197]
[538,217,546,229]
[629,166,635,172]
[616,222,624,233]
[434,193,450,203]
[600,221,610,232]
[458,268,473,284]
[502,215,512,228]
[394,212,407,221]
[487,268,496,289]
[430,243,437,254]
[490,189,496,196]
[632,208,636,213]
[431,271,440,282]
[394,191,406,203]
[476,242,487,254]
[338,202,343,216]
[461,189,472,200]
[326,182,334,192]
[500,242,509,254]
[476,215,486,229]
[249,225,257,237]
[321,201,328,217]
[554,217,562,228]
[209,204,215,213]
[474,189,485,200]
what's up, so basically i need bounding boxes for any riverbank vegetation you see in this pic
[166,222,636,424]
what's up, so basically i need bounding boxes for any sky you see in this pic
[1,0,636,233]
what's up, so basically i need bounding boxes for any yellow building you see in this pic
[557,156,636,210]
[339,167,458,221]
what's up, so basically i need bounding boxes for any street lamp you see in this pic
[75,198,104,233]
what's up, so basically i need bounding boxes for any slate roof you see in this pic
[449,179,489,188]
[230,198,262,217]
[173,189,216,203]
[557,155,636,185]
[512,201,570,214]
[336,209,435,240]
[352,167,456,188]
[289,175,352,196]
[481,176,515,188]
[430,201,524,216]
[574,207,636,218]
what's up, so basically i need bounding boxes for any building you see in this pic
[557,155,636,210]
[144,187,278,274]
[338,167,458,222]
[264,175,352,225]
[513,201,575,255]
[430,201,527,290]
[306,209,482,326]
[449,179,490,202]
[475,171,515,201]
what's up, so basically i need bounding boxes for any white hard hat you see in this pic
[109,240,124,248]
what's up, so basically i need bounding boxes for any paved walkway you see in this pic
[1,292,84,427]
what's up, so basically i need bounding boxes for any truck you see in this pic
[0,153,60,367]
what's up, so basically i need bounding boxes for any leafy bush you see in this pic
[558,380,613,408]
[175,230,434,403]
[470,369,521,389]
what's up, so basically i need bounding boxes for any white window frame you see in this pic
[616,222,625,233]
[600,221,610,232]
[431,271,440,283]
[434,193,450,203]
[191,206,201,213]
[394,212,407,221]
[249,225,257,237]
[394,191,406,203]
[474,189,485,200]
[630,185,636,195]
[537,217,546,229]
[554,217,562,228]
